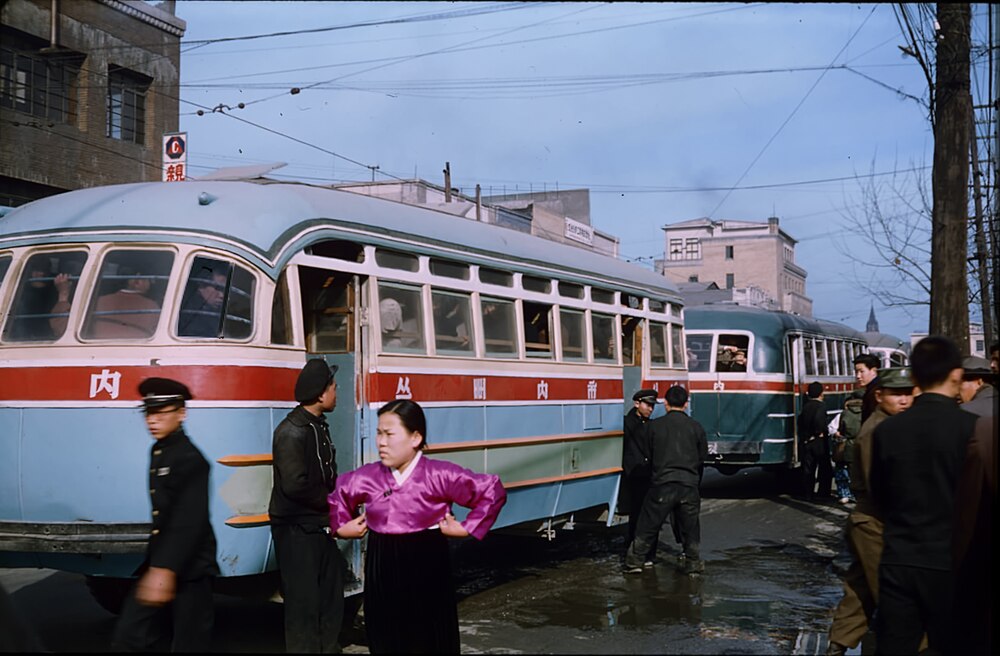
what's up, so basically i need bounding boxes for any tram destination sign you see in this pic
[162,132,187,182]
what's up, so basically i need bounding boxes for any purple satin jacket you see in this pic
[329,456,507,540]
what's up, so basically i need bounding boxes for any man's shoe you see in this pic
[622,564,643,574]
[643,560,655,568]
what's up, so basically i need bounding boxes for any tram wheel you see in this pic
[714,464,741,476]
[85,575,133,615]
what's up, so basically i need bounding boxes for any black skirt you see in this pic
[364,529,460,654]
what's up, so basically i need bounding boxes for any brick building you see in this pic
[657,216,812,316]
[1,0,185,206]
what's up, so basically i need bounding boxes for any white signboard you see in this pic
[162,132,187,182]
[564,216,594,246]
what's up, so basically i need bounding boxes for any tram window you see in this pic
[482,296,516,357]
[592,312,617,363]
[649,322,668,365]
[300,267,352,352]
[270,270,293,346]
[431,289,472,355]
[523,300,552,358]
[649,299,665,313]
[82,250,173,340]
[374,249,418,272]
[558,282,584,300]
[308,240,364,263]
[560,308,585,361]
[3,251,88,342]
[829,340,842,376]
[671,324,685,368]
[0,255,10,287]
[622,294,642,310]
[816,340,829,376]
[685,334,712,373]
[890,351,906,367]
[670,303,681,318]
[378,282,424,353]
[716,334,749,372]
[429,259,469,280]
[621,315,639,365]
[802,339,817,375]
[177,256,256,340]
[522,276,551,294]
[591,288,614,305]
[479,268,513,287]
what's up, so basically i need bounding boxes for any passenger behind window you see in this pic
[432,294,469,351]
[11,265,60,340]
[380,297,404,348]
[88,267,160,338]
[178,270,227,337]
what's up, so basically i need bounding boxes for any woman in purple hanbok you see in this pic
[329,400,507,653]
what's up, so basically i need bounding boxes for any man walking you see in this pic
[826,368,914,656]
[870,336,977,654]
[113,378,219,652]
[269,359,347,653]
[624,385,707,576]
[797,382,833,501]
[621,389,657,564]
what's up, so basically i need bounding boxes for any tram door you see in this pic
[788,334,803,466]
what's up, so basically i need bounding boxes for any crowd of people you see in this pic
[5,335,991,654]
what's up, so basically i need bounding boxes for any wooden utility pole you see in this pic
[929,3,971,349]
[443,162,452,203]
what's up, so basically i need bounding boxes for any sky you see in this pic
[172,2,994,342]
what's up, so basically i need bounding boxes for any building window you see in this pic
[0,29,80,123]
[668,239,684,261]
[107,66,150,144]
[725,245,734,260]
[725,273,734,289]
[685,238,701,260]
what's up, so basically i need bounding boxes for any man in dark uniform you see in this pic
[797,381,833,501]
[113,378,219,652]
[621,389,657,565]
[870,336,978,654]
[269,359,346,653]
[624,385,708,576]
[852,353,881,424]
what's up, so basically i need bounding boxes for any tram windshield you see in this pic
[0,255,10,286]
[686,333,713,372]
[177,256,256,339]
[3,250,88,342]
[82,250,173,339]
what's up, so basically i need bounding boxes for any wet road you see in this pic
[2,468,850,653]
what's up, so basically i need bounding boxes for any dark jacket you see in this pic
[146,429,219,580]
[797,397,828,443]
[834,396,864,464]
[870,392,978,571]
[648,410,708,488]
[861,376,880,424]
[269,406,337,526]
[622,407,652,479]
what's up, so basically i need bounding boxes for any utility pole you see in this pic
[929,3,971,349]
[443,162,452,203]
[969,101,994,347]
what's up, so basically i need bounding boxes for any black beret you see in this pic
[138,377,192,410]
[294,359,338,404]
[632,389,658,404]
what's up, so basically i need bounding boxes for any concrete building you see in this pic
[1,0,185,206]
[658,216,812,316]
[338,180,620,258]
[910,323,989,358]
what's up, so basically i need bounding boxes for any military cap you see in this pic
[138,377,193,410]
[876,367,914,389]
[294,359,338,404]
[961,355,992,378]
[632,389,658,404]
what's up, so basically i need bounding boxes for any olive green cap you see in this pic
[877,367,914,389]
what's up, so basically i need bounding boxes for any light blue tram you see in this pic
[0,178,687,609]
[683,304,868,477]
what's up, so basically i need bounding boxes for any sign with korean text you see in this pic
[162,132,187,182]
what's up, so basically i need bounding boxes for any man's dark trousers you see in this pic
[800,437,833,498]
[625,482,700,568]
[272,524,347,653]
[113,576,214,651]
[876,564,952,654]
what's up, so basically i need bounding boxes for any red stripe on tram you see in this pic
[0,365,300,402]
[366,372,624,403]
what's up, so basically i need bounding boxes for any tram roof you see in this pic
[0,180,680,302]
[684,303,865,341]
